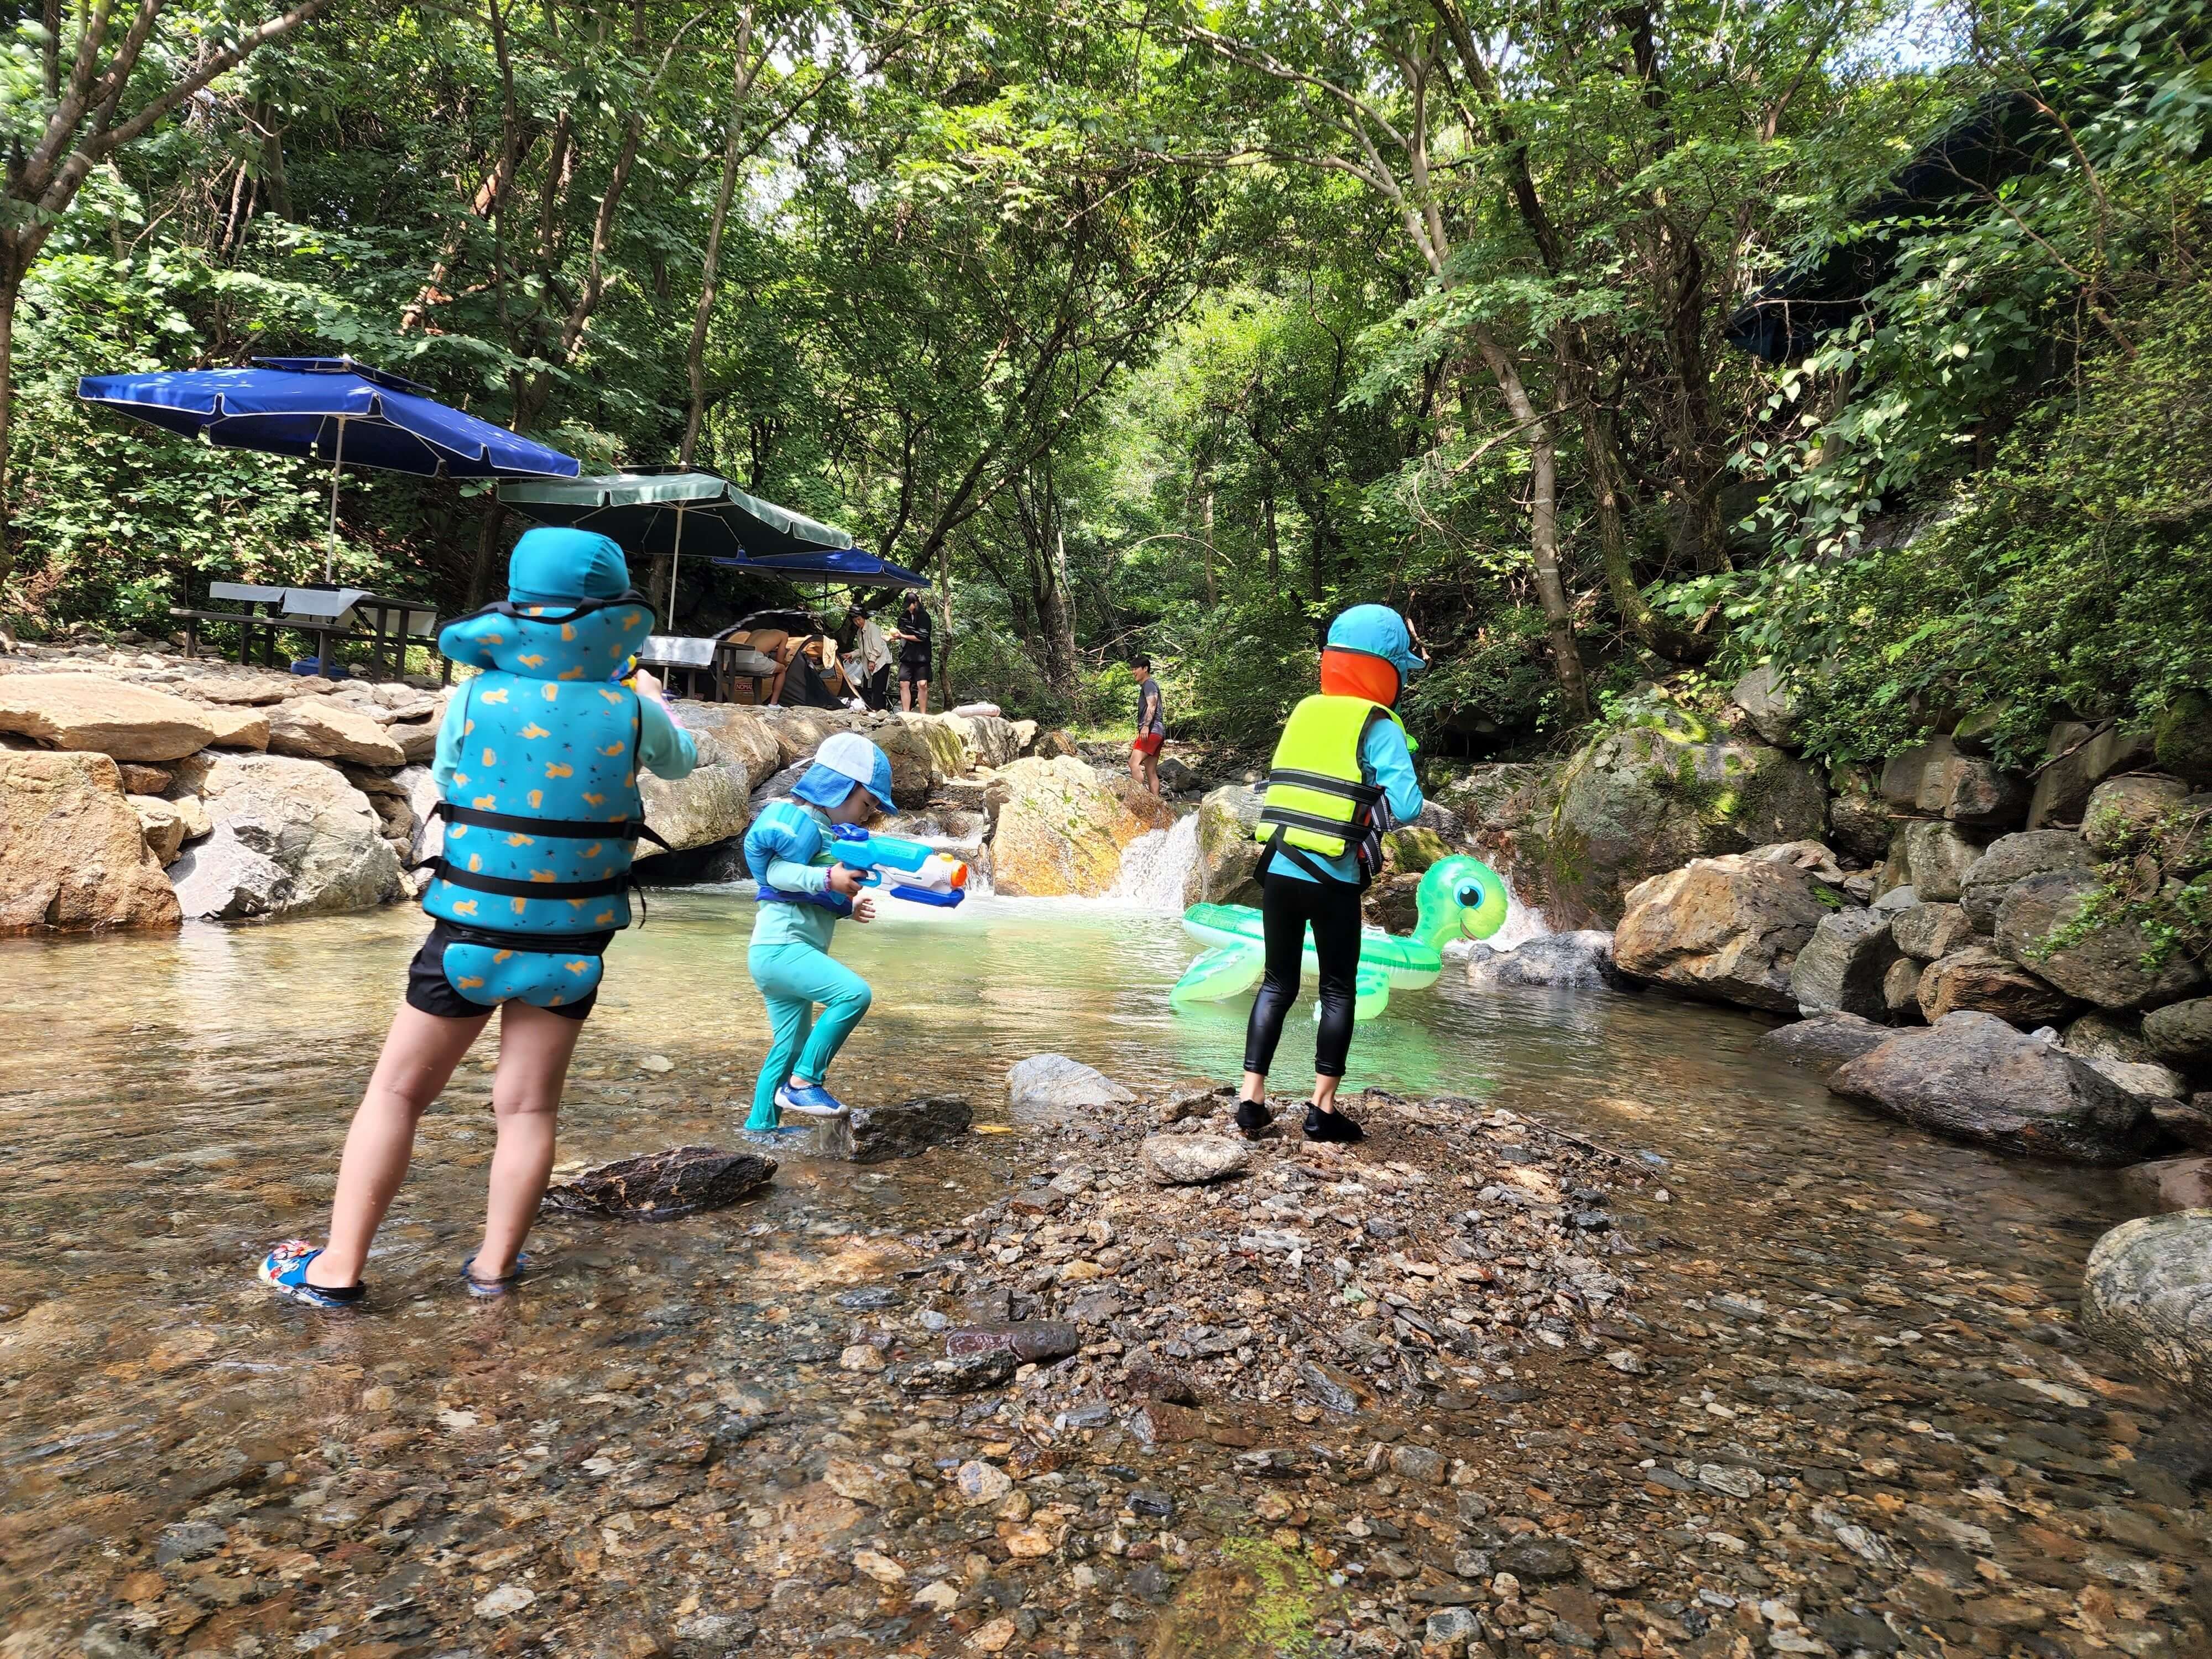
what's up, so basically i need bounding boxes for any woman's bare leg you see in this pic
[1240,1068,1267,1104]
[916,680,930,714]
[308,1004,488,1287]
[470,1002,586,1281]
[1311,1074,1340,1114]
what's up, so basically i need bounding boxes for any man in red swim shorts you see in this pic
[1129,655,1165,795]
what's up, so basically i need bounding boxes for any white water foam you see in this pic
[1108,813,1201,911]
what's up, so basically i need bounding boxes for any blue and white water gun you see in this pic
[759,825,970,911]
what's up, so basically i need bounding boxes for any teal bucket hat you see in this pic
[507,526,633,606]
[1326,604,1426,677]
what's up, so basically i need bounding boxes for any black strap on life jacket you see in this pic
[429,863,634,900]
[440,588,657,629]
[433,800,670,851]
[1260,766,1384,806]
[431,918,619,957]
[1254,823,1361,890]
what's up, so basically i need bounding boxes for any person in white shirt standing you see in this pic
[848,604,894,709]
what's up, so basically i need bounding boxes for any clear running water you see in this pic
[2,891,2201,1655]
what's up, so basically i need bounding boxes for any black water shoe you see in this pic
[1235,1098,1275,1139]
[1303,1107,1365,1144]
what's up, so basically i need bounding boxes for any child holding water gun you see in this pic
[742,733,894,1127]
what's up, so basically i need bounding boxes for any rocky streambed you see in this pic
[7,1021,2209,1659]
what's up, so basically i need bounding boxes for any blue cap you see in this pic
[508,526,632,606]
[792,732,895,813]
[1326,604,1425,677]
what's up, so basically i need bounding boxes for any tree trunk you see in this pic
[682,8,758,467]
[0,253,20,585]
[468,503,508,609]
[1041,523,1078,697]
[1470,326,1590,721]
[1201,486,1216,606]
[1585,404,1715,664]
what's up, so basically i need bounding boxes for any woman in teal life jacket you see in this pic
[1235,605,1426,1145]
[258,528,699,1308]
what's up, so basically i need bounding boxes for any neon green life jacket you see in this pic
[1254,693,1405,878]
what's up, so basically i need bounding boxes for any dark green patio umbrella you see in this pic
[497,469,853,627]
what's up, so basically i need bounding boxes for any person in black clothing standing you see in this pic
[891,592,934,712]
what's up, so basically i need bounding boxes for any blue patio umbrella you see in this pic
[734,547,927,589]
[78,356,581,581]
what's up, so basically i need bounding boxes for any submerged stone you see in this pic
[540,1146,776,1219]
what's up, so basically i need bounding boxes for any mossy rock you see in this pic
[1381,825,1451,874]
[1541,722,1828,927]
[2153,689,2212,788]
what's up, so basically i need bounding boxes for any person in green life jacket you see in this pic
[740,731,893,1128]
[1234,604,1427,1146]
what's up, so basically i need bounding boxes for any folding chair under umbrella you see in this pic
[77,356,581,581]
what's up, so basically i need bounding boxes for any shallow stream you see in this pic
[3,893,2205,1656]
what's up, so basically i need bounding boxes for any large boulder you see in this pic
[264,697,407,768]
[758,706,856,769]
[1958,830,2094,927]
[633,703,786,862]
[869,715,966,809]
[1730,666,1802,748]
[1901,820,1986,903]
[939,713,1022,771]
[2083,1211,2212,1406]
[1187,784,1264,907]
[0,672,216,761]
[2152,691,2212,788]
[1891,901,1975,962]
[2117,1157,2212,1214]
[1790,909,1903,1019]
[1877,736,1961,811]
[2144,997,2212,1067]
[1824,765,1895,864]
[990,755,1171,898]
[128,794,190,865]
[2063,1010,2156,1065]
[169,753,404,921]
[1756,1011,1888,1079]
[1006,1055,1135,1111]
[1995,868,2204,1011]
[1465,931,1623,991]
[0,750,180,933]
[841,1095,974,1164]
[1916,945,2078,1026]
[200,704,272,752]
[1882,956,1926,1020]
[1541,719,1828,927]
[2028,722,2155,829]
[1612,852,1829,1013]
[2081,775,2190,855]
[1831,1012,2158,1163]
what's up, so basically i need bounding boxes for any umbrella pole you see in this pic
[668,509,686,629]
[324,416,347,584]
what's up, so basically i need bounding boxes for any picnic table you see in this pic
[171,582,445,682]
[638,634,781,704]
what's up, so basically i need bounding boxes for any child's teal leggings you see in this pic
[747,941,873,1128]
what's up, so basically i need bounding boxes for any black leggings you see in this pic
[1242,870,1364,1079]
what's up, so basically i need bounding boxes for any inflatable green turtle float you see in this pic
[1168,854,1511,1021]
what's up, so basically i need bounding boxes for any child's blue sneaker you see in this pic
[257,1240,364,1310]
[774,1082,849,1119]
[461,1252,529,1298]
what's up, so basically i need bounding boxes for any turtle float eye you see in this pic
[1456,881,1487,909]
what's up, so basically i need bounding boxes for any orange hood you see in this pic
[1319,646,1401,707]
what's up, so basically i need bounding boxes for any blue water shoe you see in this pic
[774,1081,850,1119]
[258,1240,364,1309]
[461,1253,530,1298]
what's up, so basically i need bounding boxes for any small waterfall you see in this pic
[1109,813,1201,911]
[1486,876,1552,950]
